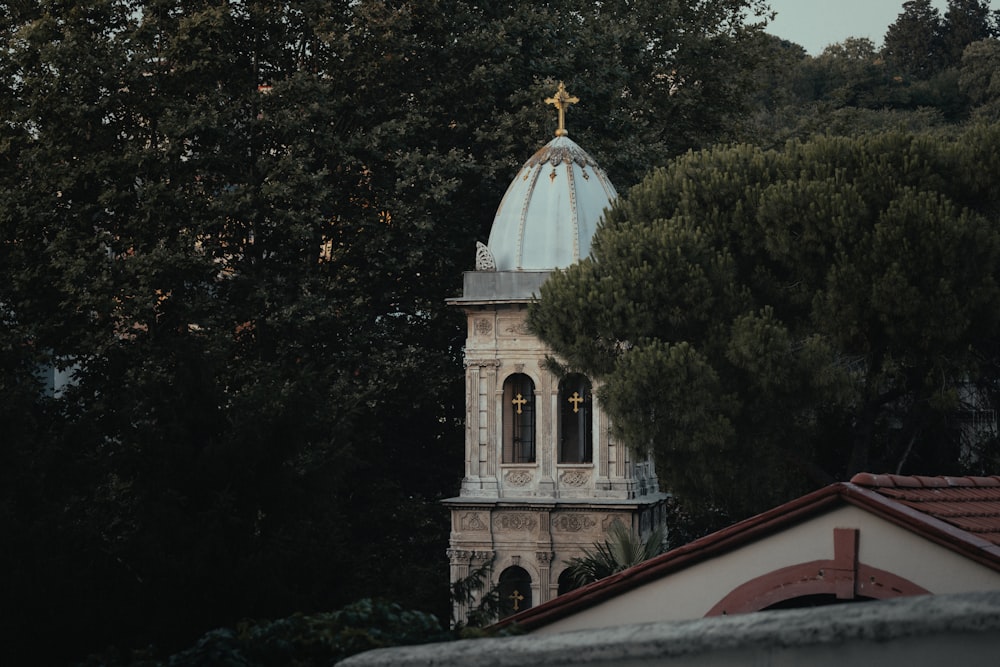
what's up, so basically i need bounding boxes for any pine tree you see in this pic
[959,38,1000,118]
[884,0,945,78]
[942,0,998,66]
[530,126,1000,526]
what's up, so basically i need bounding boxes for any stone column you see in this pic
[595,395,612,495]
[536,551,555,605]
[449,548,497,627]
[547,387,559,492]
[447,548,472,626]
[537,377,555,494]
[483,361,499,491]
[464,364,479,483]
[463,359,500,495]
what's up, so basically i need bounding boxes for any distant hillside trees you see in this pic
[748,1,1000,147]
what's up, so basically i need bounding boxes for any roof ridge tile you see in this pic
[850,472,1000,489]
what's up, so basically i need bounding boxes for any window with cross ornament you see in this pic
[497,565,533,618]
[559,374,593,463]
[503,373,535,463]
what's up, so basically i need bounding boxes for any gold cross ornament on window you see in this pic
[545,82,579,137]
[509,589,525,611]
[568,391,584,413]
[511,393,528,415]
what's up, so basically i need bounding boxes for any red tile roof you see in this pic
[501,473,1000,632]
[849,473,1000,545]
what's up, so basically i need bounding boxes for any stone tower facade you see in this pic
[445,85,669,623]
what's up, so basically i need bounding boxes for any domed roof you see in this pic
[485,86,618,271]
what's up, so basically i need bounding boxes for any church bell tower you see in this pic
[445,84,669,623]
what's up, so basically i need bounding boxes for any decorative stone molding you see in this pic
[602,514,626,531]
[447,549,472,564]
[560,470,591,487]
[505,470,533,487]
[470,550,494,563]
[474,318,493,336]
[464,358,502,369]
[552,514,597,532]
[526,141,601,170]
[494,513,537,532]
[502,321,532,336]
[475,241,496,271]
[536,552,555,564]
[460,512,488,531]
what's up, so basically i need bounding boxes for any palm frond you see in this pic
[563,520,666,588]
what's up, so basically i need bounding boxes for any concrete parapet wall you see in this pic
[453,270,551,302]
[337,591,1000,667]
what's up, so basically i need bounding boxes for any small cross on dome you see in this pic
[545,82,579,137]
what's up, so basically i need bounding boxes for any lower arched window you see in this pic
[498,566,532,618]
[557,568,580,596]
[559,374,592,463]
[503,374,535,463]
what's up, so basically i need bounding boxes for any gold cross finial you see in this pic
[568,391,585,413]
[512,393,528,415]
[545,82,579,137]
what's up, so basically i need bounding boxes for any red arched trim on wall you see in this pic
[706,528,931,616]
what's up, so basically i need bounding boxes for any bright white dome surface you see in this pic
[487,135,617,271]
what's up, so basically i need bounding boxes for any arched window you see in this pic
[498,566,532,618]
[557,568,580,596]
[559,374,592,463]
[503,374,535,463]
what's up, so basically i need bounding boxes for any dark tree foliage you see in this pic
[746,34,949,150]
[876,0,999,121]
[748,0,1000,149]
[882,0,998,78]
[156,599,453,666]
[942,0,998,66]
[0,0,770,662]
[530,125,1000,526]
[959,38,1000,119]
[1,1,465,661]
[884,0,946,78]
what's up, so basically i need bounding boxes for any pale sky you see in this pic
[766,0,999,55]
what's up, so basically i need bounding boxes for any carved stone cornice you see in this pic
[464,358,502,369]
[536,551,555,564]
[500,320,532,337]
[494,513,537,532]
[447,549,472,563]
[551,513,597,532]
[449,548,494,565]
[460,512,488,531]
